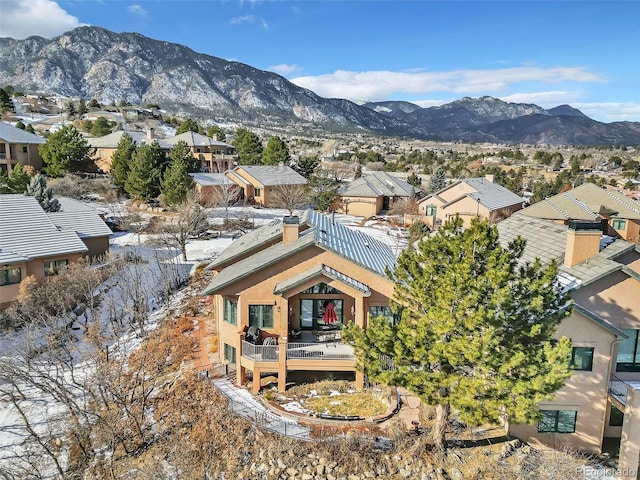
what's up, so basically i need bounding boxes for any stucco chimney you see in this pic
[564,221,602,267]
[146,128,155,140]
[484,174,495,183]
[282,216,299,244]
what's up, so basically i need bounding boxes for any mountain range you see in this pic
[1,26,639,146]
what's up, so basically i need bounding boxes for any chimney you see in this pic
[484,174,495,183]
[282,216,299,244]
[146,128,155,140]
[564,221,602,267]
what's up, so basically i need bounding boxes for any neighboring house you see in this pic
[189,172,242,205]
[0,122,45,173]
[337,171,417,217]
[48,197,112,257]
[165,131,237,173]
[497,214,640,480]
[519,182,640,243]
[227,165,307,207]
[417,175,524,228]
[0,195,89,308]
[88,130,170,173]
[202,210,396,394]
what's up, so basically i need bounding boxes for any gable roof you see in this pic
[338,172,416,198]
[202,209,396,294]
[87,130,171,150]
[519,183,640,220]
[166,131,233,148]
[235,165,307,186]
[0,122,46,144]
[0,194,88,264]
[420,177,523,211]
[47,198,112,239]
[189,172,236,187]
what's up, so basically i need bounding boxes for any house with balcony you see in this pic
[165,131,237,173]
[418,175,524,228]
[518,182,640,243]
[0,195,91,308]
[0,122,45,173]
[337,171,417,217]
[88,130,171,173]
[496,213,640,480]
[202,210,396,394]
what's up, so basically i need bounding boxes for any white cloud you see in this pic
[230,15,256,25]
[572,102,640,123]
[128,4,148,17]
[412,99,448,108]
[0,0,84,39]
[268,64,302,76]
[499,91,585,107]
[290,67,605,103]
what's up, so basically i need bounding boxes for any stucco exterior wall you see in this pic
[508,313,616,453]
[337,196,381,217]
[0,142,44,172]
[81,236,110,258]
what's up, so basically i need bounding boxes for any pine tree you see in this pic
[125,141,166,200]
[0,88,14,114]
[8,164,31,193]
[25,124,36,134]
[27,174,60,212]
[78,99,88,116]
[427,166,447,193]
[89,117,112,137]
[344,217,572,451]
[161,159,193,206]
[407,172,422,188]
[354,162,362,179]
[169,140,200,172]
[262,136,290,166]
[232,128,263,165]
[110,133,136,188]
[39,125,95,177]
[176,118,201,134]
[206,124,226,142]
[307,169,339,212]
[15,120,25,130]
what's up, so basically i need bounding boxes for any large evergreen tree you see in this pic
[161,159,194,206]
[427,166,447,193]
[306,169,339,212]
[206,124,226,142]
[39,125,95,177]
[176,118,201,135]
[0,88,14,114]
[110,133,136,188]
[345,217,572,450]
[232,128,263,165]
[26,174,60,212]
[168,140,200,173]
[7,164,31,193]
[291,156,319,179]
[89,117,112,137]
[125,141,166,200]
[262,136,290,166]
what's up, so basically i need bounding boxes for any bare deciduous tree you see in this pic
[269,182,310,215]
[204,180,241,223]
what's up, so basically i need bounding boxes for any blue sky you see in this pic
[1,0,638,122]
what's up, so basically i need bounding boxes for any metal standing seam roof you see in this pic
[338,172,416,198]
[273,264,371,296]
[202,209,396,295]
[236,166,307,186]
[0,194,88,264]
[47,198,112,239]
[0,122,46,144]
[520,183,640,221]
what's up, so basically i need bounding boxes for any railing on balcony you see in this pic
[286,342,355,361]
[241,340,279,362]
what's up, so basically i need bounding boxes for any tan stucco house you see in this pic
[337,171,417,217]
[418,175,523,228]
[497,214,640,479]
[202,210,396,394]
[0,195,91,308]
[226,165,307,207]
[88,130,171,173]
[0,122,45,173]
[189,172,243,206]
[519,182,640,243]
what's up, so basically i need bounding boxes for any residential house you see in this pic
[165,131,237,173]
[48,197,112,257]
[497,214,640,480]
[189,172,243,205]
[337,171,417,217]
[226,165,307,207]
[519,182,640,243]
[0,195,89,308]
[0,122,45,173]
[87,130,171,173]
[202,210,396,394]
[417,175,524,228]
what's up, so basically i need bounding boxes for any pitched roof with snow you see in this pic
[0,122,46,144]
[236,165,307,186]
[48,198,112,239]
[338,172,416,198]
[202,209,395,294]
[87,131,171,149]
[519,183,640,220]
[0,194,88,264]
[189,172,236,187]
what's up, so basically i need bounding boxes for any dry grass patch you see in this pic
[305,390,387,417]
